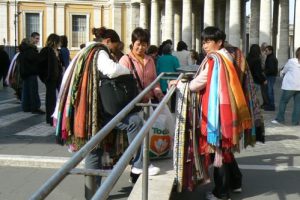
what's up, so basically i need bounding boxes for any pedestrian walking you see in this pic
[272,47,300,125]
[19,32,44,114]
[247,44,269,108]
[59,35,70,69]
[39,33,63,125]
[172,40,193,67]
[0,45,10,87]
[264,45,278,111]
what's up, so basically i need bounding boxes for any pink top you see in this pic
[119,52,162,102]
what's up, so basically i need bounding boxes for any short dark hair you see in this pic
[31,32,40,38]
[131,27,150,45]
[146,45,158,55]
[92,27,120,43]
[60,35,68,48]
[265,45,274,52]
[162,44,172,55]
[201,26,226,45]
[176,41,188,51]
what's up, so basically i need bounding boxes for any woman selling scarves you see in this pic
[188,27,263,200]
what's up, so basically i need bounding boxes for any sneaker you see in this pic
[271,119,282,125]
[232,187,242,193]
[148,164,160,176]
[131,164,160,176]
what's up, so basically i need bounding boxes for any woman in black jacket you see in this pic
[247,44,269,108]
[39,34,63,125]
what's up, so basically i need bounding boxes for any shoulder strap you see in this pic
[127,54,143,89]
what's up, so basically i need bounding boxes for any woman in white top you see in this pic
[172,40,193,67]
[272,47,300,125]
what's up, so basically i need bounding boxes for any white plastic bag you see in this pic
[149,105,175,159]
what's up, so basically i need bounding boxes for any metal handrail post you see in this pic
[142,106,150,200]
[91,73,184,200]
[29,73,165,200]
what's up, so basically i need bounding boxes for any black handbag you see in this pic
[99,74,140,116]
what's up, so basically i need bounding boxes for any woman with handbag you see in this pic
[119,27,164,103]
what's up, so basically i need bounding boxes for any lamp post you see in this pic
[14,0,21,53]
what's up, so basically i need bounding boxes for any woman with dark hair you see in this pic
[247,44,269,108]
[59,35,70,69]
[119,27,162,179]
[119,27,163,103]
[172,40,193,67]
[39,33,62,125]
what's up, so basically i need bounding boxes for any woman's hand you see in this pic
[168,80,179,88]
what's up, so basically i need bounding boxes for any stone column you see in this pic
[56,3,65,35]
[0,1,8,45]
[294,0,300,51]
[203,0,214,27]
[276,0,289,68]
[174,5,181,49]
[112,3,122,36]
[216,0,226,31]
[139,1,148,29]
[228,0,241,48]
[93,4,101,28]
[102,5,111,27]
[46,3,55,36]
[150,0,159,46]
[164,0,174,41]
[224,0,230,36]
[259,0,271,45]
[249,0,260,45]
[182,0,192,49]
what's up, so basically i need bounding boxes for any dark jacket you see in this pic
[247,56,266,84]
[18,42,39,79]
[39,47,62,83]
[0,49,10,79]
[265,53,278,76]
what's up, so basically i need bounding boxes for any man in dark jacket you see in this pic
[0,45,10,87]
[264,45,278,111]
[19,32,44,114]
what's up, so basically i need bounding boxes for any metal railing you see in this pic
[29,72,184,200]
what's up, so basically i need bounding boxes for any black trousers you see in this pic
[45,82,57,125]
[212,155,242,199]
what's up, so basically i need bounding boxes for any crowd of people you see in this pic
[1,25,299,200]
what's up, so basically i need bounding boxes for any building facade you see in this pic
[0,0,298,66]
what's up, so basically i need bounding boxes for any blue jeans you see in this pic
[267,76,276,108]
[21,75,41,111]
[84,112,143,198]
[275,90,300,125]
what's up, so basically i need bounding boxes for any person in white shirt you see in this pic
[272,47,300,125]
[172,40,193,67]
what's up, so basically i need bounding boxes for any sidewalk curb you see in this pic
[0,154,85,169]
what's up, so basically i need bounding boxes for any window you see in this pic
[25,13,40,39]
[71,14,88,48]
[24,12,42,47]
